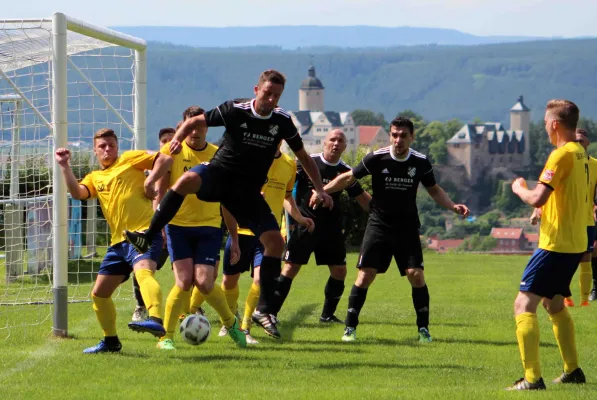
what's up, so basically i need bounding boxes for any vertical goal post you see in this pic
[0,13,147,338]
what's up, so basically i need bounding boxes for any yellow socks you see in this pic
[579,261,592,303]
[242,283,260,331]
[135,268,163,319]
[515,312,541,383]
[222,282,240,316]
[162,285,191,340]
[550,308,579,374]
[189,286,204,314]
[92,295,117,337]
[203,285,235,328]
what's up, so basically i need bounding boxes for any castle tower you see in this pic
[299,65,324,111]
[510,95,531,166]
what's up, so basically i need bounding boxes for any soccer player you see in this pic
[131,127,176,322]
[125,70,333,339]
[274,129,371,323]
[155,106,246,350]
[221,143,315,344]
[507,100,587,390]
[530,128,597,309]
[319,117,469,343]
[55,128,172,353]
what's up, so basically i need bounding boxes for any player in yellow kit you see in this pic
[156,106,246,350]
[55,128,172,353]
[508,100,587,390]
[221,144,314,342]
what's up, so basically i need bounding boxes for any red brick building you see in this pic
[490,228,536,252]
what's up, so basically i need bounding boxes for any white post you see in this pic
[134,49,147,149]
[9,101,21,201]
[51,12,69,338]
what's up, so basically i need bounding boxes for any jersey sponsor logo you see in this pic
[269,124,279,136]
[240,122,248,129]
[97,182,105,192]
[183,159,190,162]
[407,167,417,177]
[542,169,555,182]
[381,168,390,174]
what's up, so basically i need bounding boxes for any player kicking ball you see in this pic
[319,117,469,343]
[55,128,172,353]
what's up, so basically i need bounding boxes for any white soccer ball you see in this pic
[179,314,211,345]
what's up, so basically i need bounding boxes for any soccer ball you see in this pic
[179,314,211,345]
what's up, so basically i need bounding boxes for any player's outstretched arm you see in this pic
[283,193,315,232]
[144,153,173,200]
[511,177,553,208]
[54,148,90,200]
[295,148,333,209]
[426,184,470,217]
[170,114,207,154]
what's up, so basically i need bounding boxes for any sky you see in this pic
[3,0,597,38]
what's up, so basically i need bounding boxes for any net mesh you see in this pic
[0,19,139,337]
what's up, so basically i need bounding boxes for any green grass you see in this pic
[1,253,596,399]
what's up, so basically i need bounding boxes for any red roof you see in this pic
[526,233,539,243]
[427,238,464,252]
[359,126,381,145]
[491,228,524,240]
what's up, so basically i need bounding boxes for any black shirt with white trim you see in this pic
[352,147,436,230]
[295,153,364,229]
[204,99,304,187]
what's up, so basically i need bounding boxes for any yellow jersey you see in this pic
[238,153,296,236]
[538,141,589,253]
[585,156,597,225]
[80,150,156,246]
[160,141,221,228]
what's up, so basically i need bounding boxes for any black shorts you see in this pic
[190,163,279,237]
[223,234,264,276]
[357,224,423,275]
[156,247,169,270]
[284,225,347,266]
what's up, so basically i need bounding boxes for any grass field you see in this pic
[1,252,596,399]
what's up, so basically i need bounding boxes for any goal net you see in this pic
[0,13,146,338]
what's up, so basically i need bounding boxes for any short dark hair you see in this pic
[257,69,286,87]
[390,117,415,135]
[182,106,205,121]
[93,128,118,143]
[546,99,579,130]
[158,127,175,140]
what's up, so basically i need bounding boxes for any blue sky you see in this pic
[4,0,597,38]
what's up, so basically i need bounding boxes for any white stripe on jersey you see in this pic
[311,152,322,158]
[373,146,391,154]
[234,102,251,109]
[411,149,427,159]
[274,107,291,118]
[339,160,352,169]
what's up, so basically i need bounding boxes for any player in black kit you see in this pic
[320,117,469,343]
[271,129,371,322]
[125,70,333,339]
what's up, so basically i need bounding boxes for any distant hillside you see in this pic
[113,26,543,49]
[144,38,597,148]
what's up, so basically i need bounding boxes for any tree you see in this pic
[351,109,387,128]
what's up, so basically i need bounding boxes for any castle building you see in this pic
[446,96,530,184]
[287,66,357,154]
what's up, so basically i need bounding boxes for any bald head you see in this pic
[322,129,347,163]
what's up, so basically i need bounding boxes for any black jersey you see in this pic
[295,153,364,229]
[352,147,436,230]
[204,99,304,188]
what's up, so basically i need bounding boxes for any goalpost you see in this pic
[0,13,146,338]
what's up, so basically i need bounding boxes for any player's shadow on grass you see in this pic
[170,354,259,362]
[248,345,364,354]
[437,338,557,348]
[279,303,319,342]
[363,321,477,328]
[315,362,480,371]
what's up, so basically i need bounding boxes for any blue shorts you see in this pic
[190,163,279,237]
[99,236,163,282]
[520,249,583,299]
[587,226,596,253]
[223,234,264,276]
[166,224,222,266]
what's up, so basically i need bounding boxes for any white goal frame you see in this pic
[0,13,147,337]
